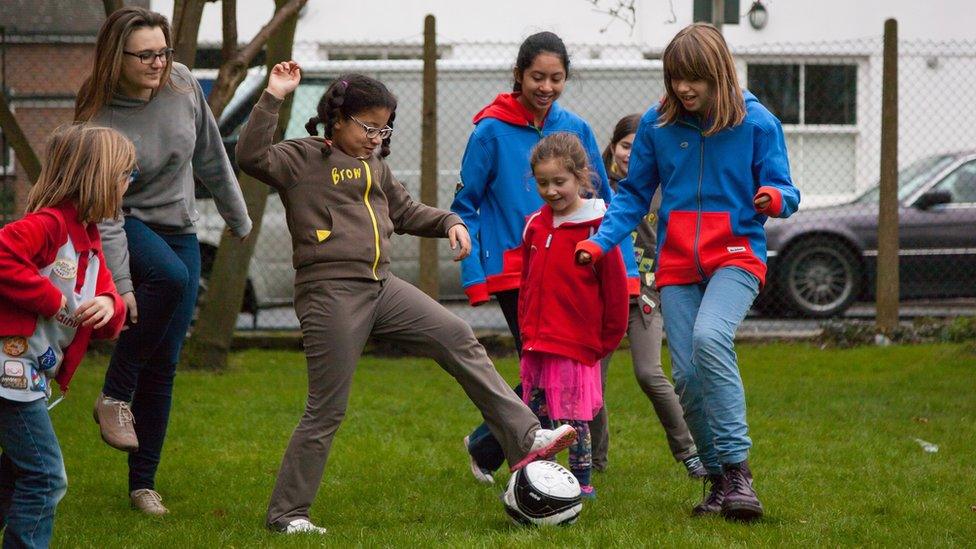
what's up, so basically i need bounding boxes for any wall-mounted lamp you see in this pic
[748,1,768,30]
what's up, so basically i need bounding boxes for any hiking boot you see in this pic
[130,489,168,515]
[682,455,708,479]
[283,518,327,534]
[94,394,138,452]
[692,473,726,516]
[509,424,578,472]
[720,460,764,522]
[463,436,494,484]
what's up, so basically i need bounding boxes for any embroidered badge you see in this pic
[2,337,27,357]
[4,360,24,377]
[316,230,331,242]
[30,367,45,392]
[53,258,78,279]
[39,347,58,370]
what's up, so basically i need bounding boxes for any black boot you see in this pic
[720,460,764,522]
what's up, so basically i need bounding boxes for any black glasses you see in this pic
[349,115,393,140]
[123,48,174,65]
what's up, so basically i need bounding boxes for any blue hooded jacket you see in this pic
[451,92,638,305]
[578,91,800,288]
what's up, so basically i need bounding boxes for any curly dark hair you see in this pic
[305,74,397,158]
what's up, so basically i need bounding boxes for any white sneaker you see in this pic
[463,436,494,484]
[510,424,578,472]
[284,518,327,535]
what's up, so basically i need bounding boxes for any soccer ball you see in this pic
[502,460,582,526]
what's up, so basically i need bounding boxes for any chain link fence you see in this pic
[4,32,976,336]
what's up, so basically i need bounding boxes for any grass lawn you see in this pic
[50,343,975,547]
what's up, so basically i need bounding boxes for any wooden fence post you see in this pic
[418,14,439,299]
[876,18,899,335]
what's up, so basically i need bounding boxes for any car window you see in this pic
[932,160,976,204]
[855,153,957,203]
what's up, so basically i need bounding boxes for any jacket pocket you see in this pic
[696,212,753,274]
[656,211,698,279]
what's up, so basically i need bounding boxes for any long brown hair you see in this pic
[27,124,136,223]
[75,7,174,122]
[658,23,745,136]
[530,132,597,198]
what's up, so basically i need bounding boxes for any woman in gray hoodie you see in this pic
[75,6,251,515]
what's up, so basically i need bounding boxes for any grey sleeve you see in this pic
[190,75,253,238]
[97,215,133,295]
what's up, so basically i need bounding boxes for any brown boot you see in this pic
[130,489,168,515]
[93,394,138,452]
[692,473,726,516]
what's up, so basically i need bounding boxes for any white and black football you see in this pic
[502,460,582,526]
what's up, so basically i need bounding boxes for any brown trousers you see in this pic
[266,276,540,529]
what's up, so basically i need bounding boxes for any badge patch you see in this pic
[4,360,24,377]
[39,347,58,370]
[315,229,331,242]
[53,258,77,279]
[30,367,45,392]
[727,246,747,253]
[2,337,27,357]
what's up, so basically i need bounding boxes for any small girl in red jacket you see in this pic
[0,124,130,547]
[518,132,629,498]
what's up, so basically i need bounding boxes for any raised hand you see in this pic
[75,295,117,330]
[266,61,302,99]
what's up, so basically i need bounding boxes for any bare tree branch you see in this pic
[102,0,124,16]
[0,92,41,184]
[585,0,638,34]
[221,0,238,63]
[207,0,307,119]
[172,0,208,68]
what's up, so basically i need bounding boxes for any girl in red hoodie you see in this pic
[518,133,629,498]
[0,124,129,547]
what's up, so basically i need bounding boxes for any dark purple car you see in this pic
[759,151,976,317]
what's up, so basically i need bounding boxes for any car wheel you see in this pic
[776,239,861,318]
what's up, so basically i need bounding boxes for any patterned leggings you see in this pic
[527,388,593,487]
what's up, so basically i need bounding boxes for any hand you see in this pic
[448,224,472,261]
[754,193,772,210]
[266,61,301,99]
[121,292,138,326]
[74,295,116,330]
[576,250,593,265]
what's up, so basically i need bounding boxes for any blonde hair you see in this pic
[530,132,597,197]
[27,124,136,223]
[75,7,175,122]
[659,23,745,136]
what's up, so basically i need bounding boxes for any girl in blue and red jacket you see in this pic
[578,24,800,521]
[452,31,638,484]
[0,124,129,547]
[519,132,629,497]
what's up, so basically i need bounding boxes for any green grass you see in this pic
[49,343,976,547]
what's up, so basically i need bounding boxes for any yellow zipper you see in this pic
[360,160,381,280]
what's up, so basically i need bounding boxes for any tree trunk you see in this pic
[102,0,124,16]
[0,92,41,184]
[182,0,301,370]
[172,0,208,68]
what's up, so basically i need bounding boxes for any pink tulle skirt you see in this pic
[520,351,604,421]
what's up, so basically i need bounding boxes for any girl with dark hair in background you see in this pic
[602,114,706,480]
[76,6,251,516]
[452,31,639,485]
[237,62,578,535]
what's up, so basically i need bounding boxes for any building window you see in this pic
[747,63,857,125]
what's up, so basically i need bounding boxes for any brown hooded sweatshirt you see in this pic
[237,91,462,285]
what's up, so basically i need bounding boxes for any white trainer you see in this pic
[284,518,327,535]
[510,424,578,472]
[463,436,494,484]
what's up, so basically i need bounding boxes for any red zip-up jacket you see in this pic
[0,202,126,392]
[518,200,629,364]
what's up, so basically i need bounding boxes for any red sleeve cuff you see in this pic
[464,283,490,307]
[575,240,605,263]
[626,276,640,296]
[755,186,784,217]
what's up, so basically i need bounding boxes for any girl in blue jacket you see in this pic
[452,32,637,483]
[578,23,800,522]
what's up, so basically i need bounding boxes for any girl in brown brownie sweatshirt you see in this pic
[237,62,578,535]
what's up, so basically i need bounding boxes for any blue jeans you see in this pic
[0,398,67,549]
[101,217,200,492]
[660,267,759,473]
